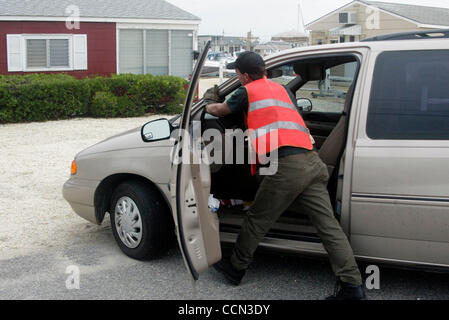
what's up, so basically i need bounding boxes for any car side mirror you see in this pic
[297,98,312,112]
[141,119,172,142]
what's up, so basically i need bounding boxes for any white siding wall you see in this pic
[146,30,169,75]
[119,29,144,74]
[170,30,193,78]
[117,23,197,78]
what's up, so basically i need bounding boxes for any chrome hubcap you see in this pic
[114,196,143,249]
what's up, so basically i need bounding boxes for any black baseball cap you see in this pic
[226,51,265,74]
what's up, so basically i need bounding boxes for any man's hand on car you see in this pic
[203,85,231,117]
[203,85,224,104]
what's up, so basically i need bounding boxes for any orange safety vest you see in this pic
[245,76,314,175]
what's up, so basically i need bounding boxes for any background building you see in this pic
[271,31,309,47]
[271,2,309,48]
[306,0,449,45]
[0,0,200,78]
[254,41,293,56]
[198,35,250,54]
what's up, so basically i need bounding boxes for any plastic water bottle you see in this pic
[208,195,220,213]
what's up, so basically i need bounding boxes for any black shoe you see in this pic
[326,279,367,300]
[213,259,246,286]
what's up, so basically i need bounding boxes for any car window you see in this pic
[224,65,295,101]
[366,50,449,140]
[269,65,297,86]
[296,62,357,114]
[224,60,358,110]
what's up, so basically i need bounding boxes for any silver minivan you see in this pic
[63,30,449,280]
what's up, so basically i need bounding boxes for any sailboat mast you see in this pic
[297,1,305,33]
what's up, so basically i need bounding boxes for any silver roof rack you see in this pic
[362,29,449,42]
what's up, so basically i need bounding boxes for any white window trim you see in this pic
[116,29,120,74]
[0,16,200,25]
[21,34,74,72]
[168,30,172,75]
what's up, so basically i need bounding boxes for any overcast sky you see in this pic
[167,0,449,40]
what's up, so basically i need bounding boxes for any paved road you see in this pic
[1,222,448,300]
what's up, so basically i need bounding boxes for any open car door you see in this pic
[170,41,221,281]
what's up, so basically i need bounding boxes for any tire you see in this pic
[110,180,173,260]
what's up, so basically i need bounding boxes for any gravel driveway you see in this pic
[0,77,219,259]
[0,115,164,259]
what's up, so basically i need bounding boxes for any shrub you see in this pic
[107,74,140,97]
[91,91,119,118]
[0,73,90,123]
[86,74,188,116]
[164,103,184,115]
[133,75,187,114]
[0,73,189,123]
[116,95,146,117]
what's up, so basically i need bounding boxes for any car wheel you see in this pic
[110,180,173,260]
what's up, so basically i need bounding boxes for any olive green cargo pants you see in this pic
[230,151,363,286]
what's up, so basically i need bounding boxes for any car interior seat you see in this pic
[319,84,355,176]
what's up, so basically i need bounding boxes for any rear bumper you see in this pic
[63,177,100,224]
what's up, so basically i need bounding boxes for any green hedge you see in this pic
[0,73,188,123]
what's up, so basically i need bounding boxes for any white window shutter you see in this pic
[7,35,23,72]
[73,35,87,70]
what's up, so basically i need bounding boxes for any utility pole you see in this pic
[247,30,258,51]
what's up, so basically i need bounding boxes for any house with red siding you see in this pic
[0,0,200,78]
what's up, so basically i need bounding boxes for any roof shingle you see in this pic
[363,1,449,26]
[0,0,200,21]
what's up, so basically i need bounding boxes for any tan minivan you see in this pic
[63,30,449,280]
